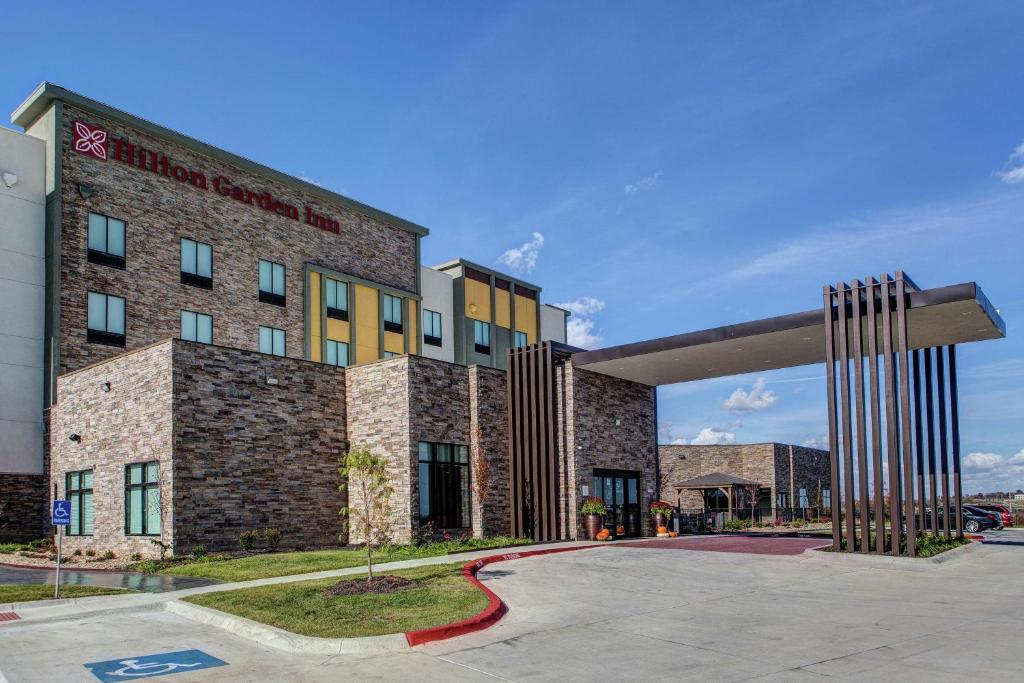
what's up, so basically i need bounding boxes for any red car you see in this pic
[972,504,1013,527]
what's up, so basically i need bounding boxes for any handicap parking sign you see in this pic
[84,649,227,682]
[51,500,71,526]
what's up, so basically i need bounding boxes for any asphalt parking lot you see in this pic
[1,536,1021,681]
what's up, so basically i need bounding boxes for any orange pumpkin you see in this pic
[657,526,668,534]
[616,526,625,535]
[596,529,611,541]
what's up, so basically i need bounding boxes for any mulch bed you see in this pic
[323,575,417,597]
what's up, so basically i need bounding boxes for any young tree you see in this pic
[471,427,491,508]
[339,444,395,581]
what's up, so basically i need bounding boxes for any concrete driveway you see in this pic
[1,539,1021,681]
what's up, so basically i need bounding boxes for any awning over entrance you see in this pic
[571,281,1004,386]
[674,472,759,489]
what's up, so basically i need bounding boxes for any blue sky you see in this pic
[4,1,1022,492]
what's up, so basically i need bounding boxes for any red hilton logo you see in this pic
[73,121,108,160]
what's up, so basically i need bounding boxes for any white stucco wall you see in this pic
[0,127,46,474]
[419,266,455,363]
[540,304,568,344]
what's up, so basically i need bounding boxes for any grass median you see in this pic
[0,585,137,602]
[182,562,489,638]
[138,536,530,582]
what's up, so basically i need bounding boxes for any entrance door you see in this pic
[593,469,641,538]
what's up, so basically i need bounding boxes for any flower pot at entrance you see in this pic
[654,513,667,531]
[585,514,603,541]
[580,496,608,540]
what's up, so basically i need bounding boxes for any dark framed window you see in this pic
[125,461,160,536]
[87,212,125,269]
[181,310,213,344]
[383,294,403,333]
[326,278,348,321]
[418,442,471,528]
[86,291,126,347]
[180,238,213,289]
[776,491,789,509]
[66,469,94,536]
[514,330,528,348]
[259,326,286,356]
[423,309,442,347]
[822,488,831,510]
[325,339,349,367]
[258,259,286,306]
[383,350,400,359]
[473,320,490,355]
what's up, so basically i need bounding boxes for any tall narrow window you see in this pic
[87,212,126,269]
[325,279,348,320]
[418,442,471,528]
[383,350,400,359]
[86,291,126,347]
[423,309,442,347]
[258,259,286,306]
[383,294,403,333]
[514,330,528,348]
[125,461,160,536]
[474,320,490,355]
[259,325,286,356]
[325,339,349,367]
[180,238,213,289]
[66,469,94,536]
[180,310,213,344]
[822,488,831,510]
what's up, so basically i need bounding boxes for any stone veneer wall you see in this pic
[773,444,831,511]
[49,341,175,558]
[56,103,419,375]
[171,341,347,553]
[561,361,658,539]
[0,474,46,542]
[469,365,510,537]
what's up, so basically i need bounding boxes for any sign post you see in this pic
[51,500,71,599]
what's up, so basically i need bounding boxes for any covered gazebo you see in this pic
[673,472,760,521]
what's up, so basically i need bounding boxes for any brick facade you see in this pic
[56,104,419,376]
[0,473,46,542]
[658,443,830,514]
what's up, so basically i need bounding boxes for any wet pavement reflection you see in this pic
[0,565,217,592]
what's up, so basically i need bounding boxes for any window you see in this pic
[259,326,286,356]
[822,488,831,510]
[383,350,399,359]
[473,320,490,355]
[418,442,471,528]
[66,469,93,536]
[125,461,160,535]
[514,330,528,348]
[423,309,442,347]
[325,278,348,320]
[258,259,286,306]
[180,238,213,288]
[798,487,809,509]
[325,339,349,367]
[87,212,126,268]
[383,294,403,333]
[86,291,126,346]
[180,310,213,344]
[776,491,789,509]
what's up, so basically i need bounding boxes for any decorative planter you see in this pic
[654,512,667,531]
[585,514,603,541]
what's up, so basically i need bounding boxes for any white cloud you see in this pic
[624,171,663,195]
[658,421,688,445]
[497,232,544,272]
[802,435,829,450]
[963,452,1003,472]
[1009,449,1024,465]
[997,141,1024,184]
[724,377,779,413]
[556,297,605,316]
[566,317,602,349]
[691,427,737,446]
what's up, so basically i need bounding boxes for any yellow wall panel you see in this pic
[355,284,379,364]
[407,299,418,355]
[326,317,350,342]
[495,289,511,328]
[309,271,321,362]
[464,278,491,322]
[384,330,404,354]
[515,294,538,343]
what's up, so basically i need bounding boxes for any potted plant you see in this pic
[580,496,607,540]
[649,500,673,536]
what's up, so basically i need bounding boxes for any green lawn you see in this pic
[151,536,529,582]
[183,563,489,638]
[0,584,136,603]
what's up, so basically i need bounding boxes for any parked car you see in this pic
[971,503,1013,527]
[963,505,1004,531]
[919,506,1001,533]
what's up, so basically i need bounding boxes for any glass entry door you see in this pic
[593,469,641,538]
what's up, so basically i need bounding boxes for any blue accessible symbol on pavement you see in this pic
[84,650,228,682]
[51,499,71,526]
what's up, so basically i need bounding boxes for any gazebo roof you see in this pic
[674,472,759,489]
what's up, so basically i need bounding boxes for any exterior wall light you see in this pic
[77,183,96,199]
[68,433,81,442]
[101,382,111,392]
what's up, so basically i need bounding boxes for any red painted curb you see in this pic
[404,545,600,646]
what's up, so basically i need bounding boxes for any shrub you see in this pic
[263,528,280,552]
[101,550,115,560]
[724,518,753,531]
[580,496,607,516]
[648,500,674,518]
[150,539,171,561]
[72,548,83,556]
[85,549,96,557]
[413,521,437,546]
[790,518,805,528]
[192,545,208,559]
[238,530,259,551]
[131,552,142,561]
